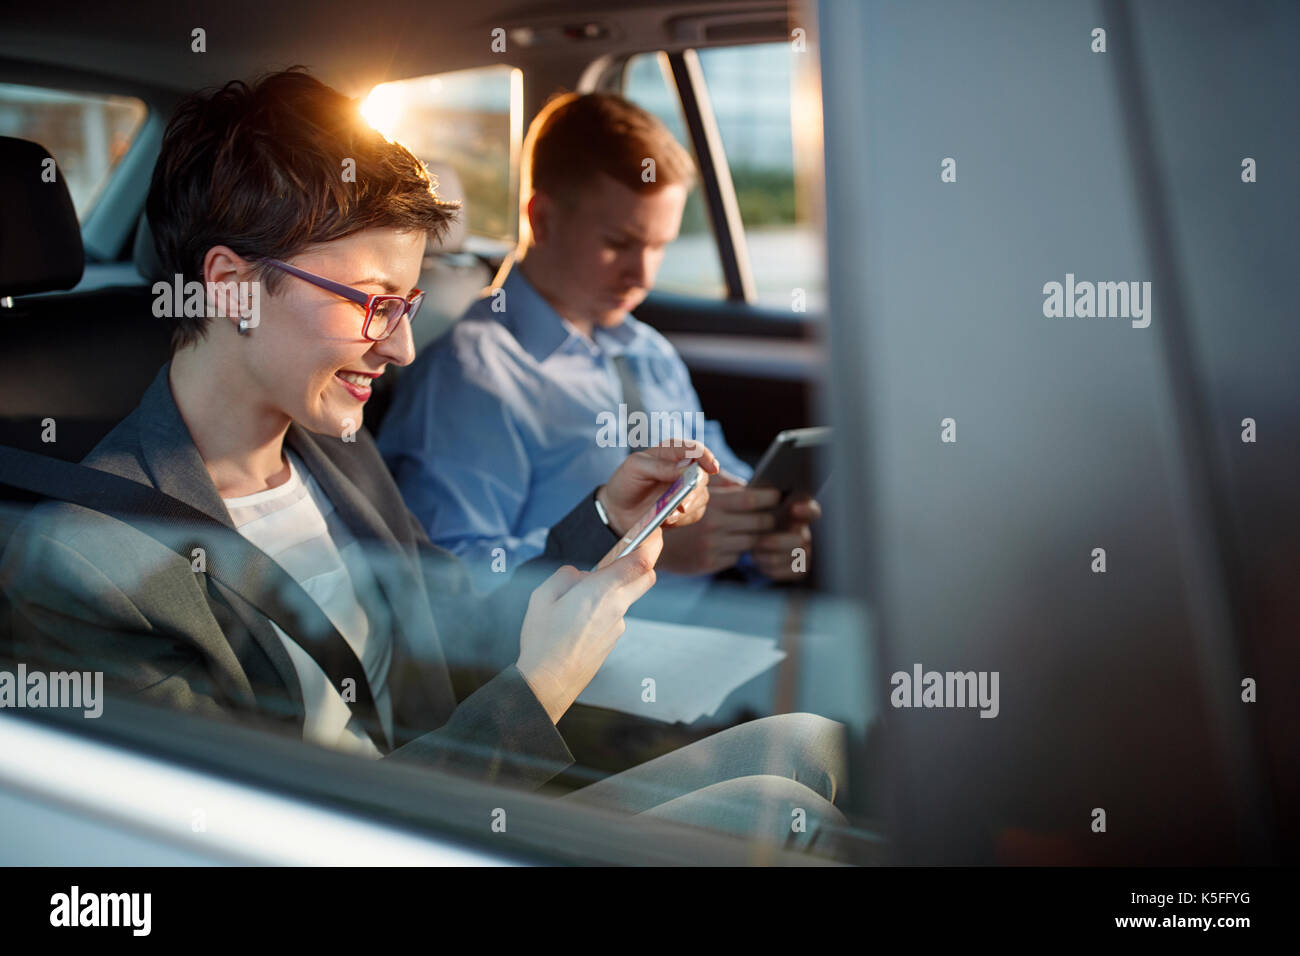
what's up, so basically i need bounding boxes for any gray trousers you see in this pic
[559,713,849,857]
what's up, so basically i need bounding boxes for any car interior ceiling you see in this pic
[0,2,793,96]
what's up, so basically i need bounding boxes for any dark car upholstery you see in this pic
[0,137,170,463]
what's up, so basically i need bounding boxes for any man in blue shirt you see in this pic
[378,92,819,594]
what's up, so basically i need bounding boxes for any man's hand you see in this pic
[596,440,719,539]
[658,471,780,575]
[752,495,822,581]
[516,530,663,724]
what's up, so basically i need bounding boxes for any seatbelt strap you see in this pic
[0,446,390,754]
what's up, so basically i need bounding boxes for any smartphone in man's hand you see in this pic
[615,462,703,558]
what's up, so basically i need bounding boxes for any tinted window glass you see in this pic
[0,83,147,221]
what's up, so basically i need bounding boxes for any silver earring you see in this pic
[238,318,252,335]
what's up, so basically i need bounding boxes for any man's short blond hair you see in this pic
[522,91,696,207]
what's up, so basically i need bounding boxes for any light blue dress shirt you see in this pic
[377,264,752,593]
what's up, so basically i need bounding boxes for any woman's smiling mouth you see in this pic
[334,369,378,399]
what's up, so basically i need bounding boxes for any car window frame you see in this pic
[0,673,835,867]
[604,49,754,304]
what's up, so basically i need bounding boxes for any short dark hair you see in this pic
[147,67,458,352]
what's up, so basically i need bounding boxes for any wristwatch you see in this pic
[593,487,621,540]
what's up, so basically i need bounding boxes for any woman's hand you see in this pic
[516,529,664,724]
[595,440,719,538]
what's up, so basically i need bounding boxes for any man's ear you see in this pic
[526,191,552,245]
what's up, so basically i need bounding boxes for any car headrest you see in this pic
[426,160,467,254]
[132,210,166,282]
[0,136,84,297]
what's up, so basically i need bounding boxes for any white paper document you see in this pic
[575,617,787,724]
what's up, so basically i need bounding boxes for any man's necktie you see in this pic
[611,353,648,448]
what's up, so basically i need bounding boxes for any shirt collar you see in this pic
[592,318,638,351]
[496,265,645,363]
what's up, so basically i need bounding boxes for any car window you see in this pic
[0,82,147,222]
[362,66,520,244]
[623,44,826,313]
[696,42,825,313]
[621,52,727,300]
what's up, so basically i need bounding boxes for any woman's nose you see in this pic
[373,313,417,366]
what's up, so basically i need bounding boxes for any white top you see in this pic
[222,449,393,758]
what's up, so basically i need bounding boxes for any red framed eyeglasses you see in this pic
[260,257,424,341]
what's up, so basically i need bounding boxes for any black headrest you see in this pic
[0,136,84,297]
[132,210,166,282]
